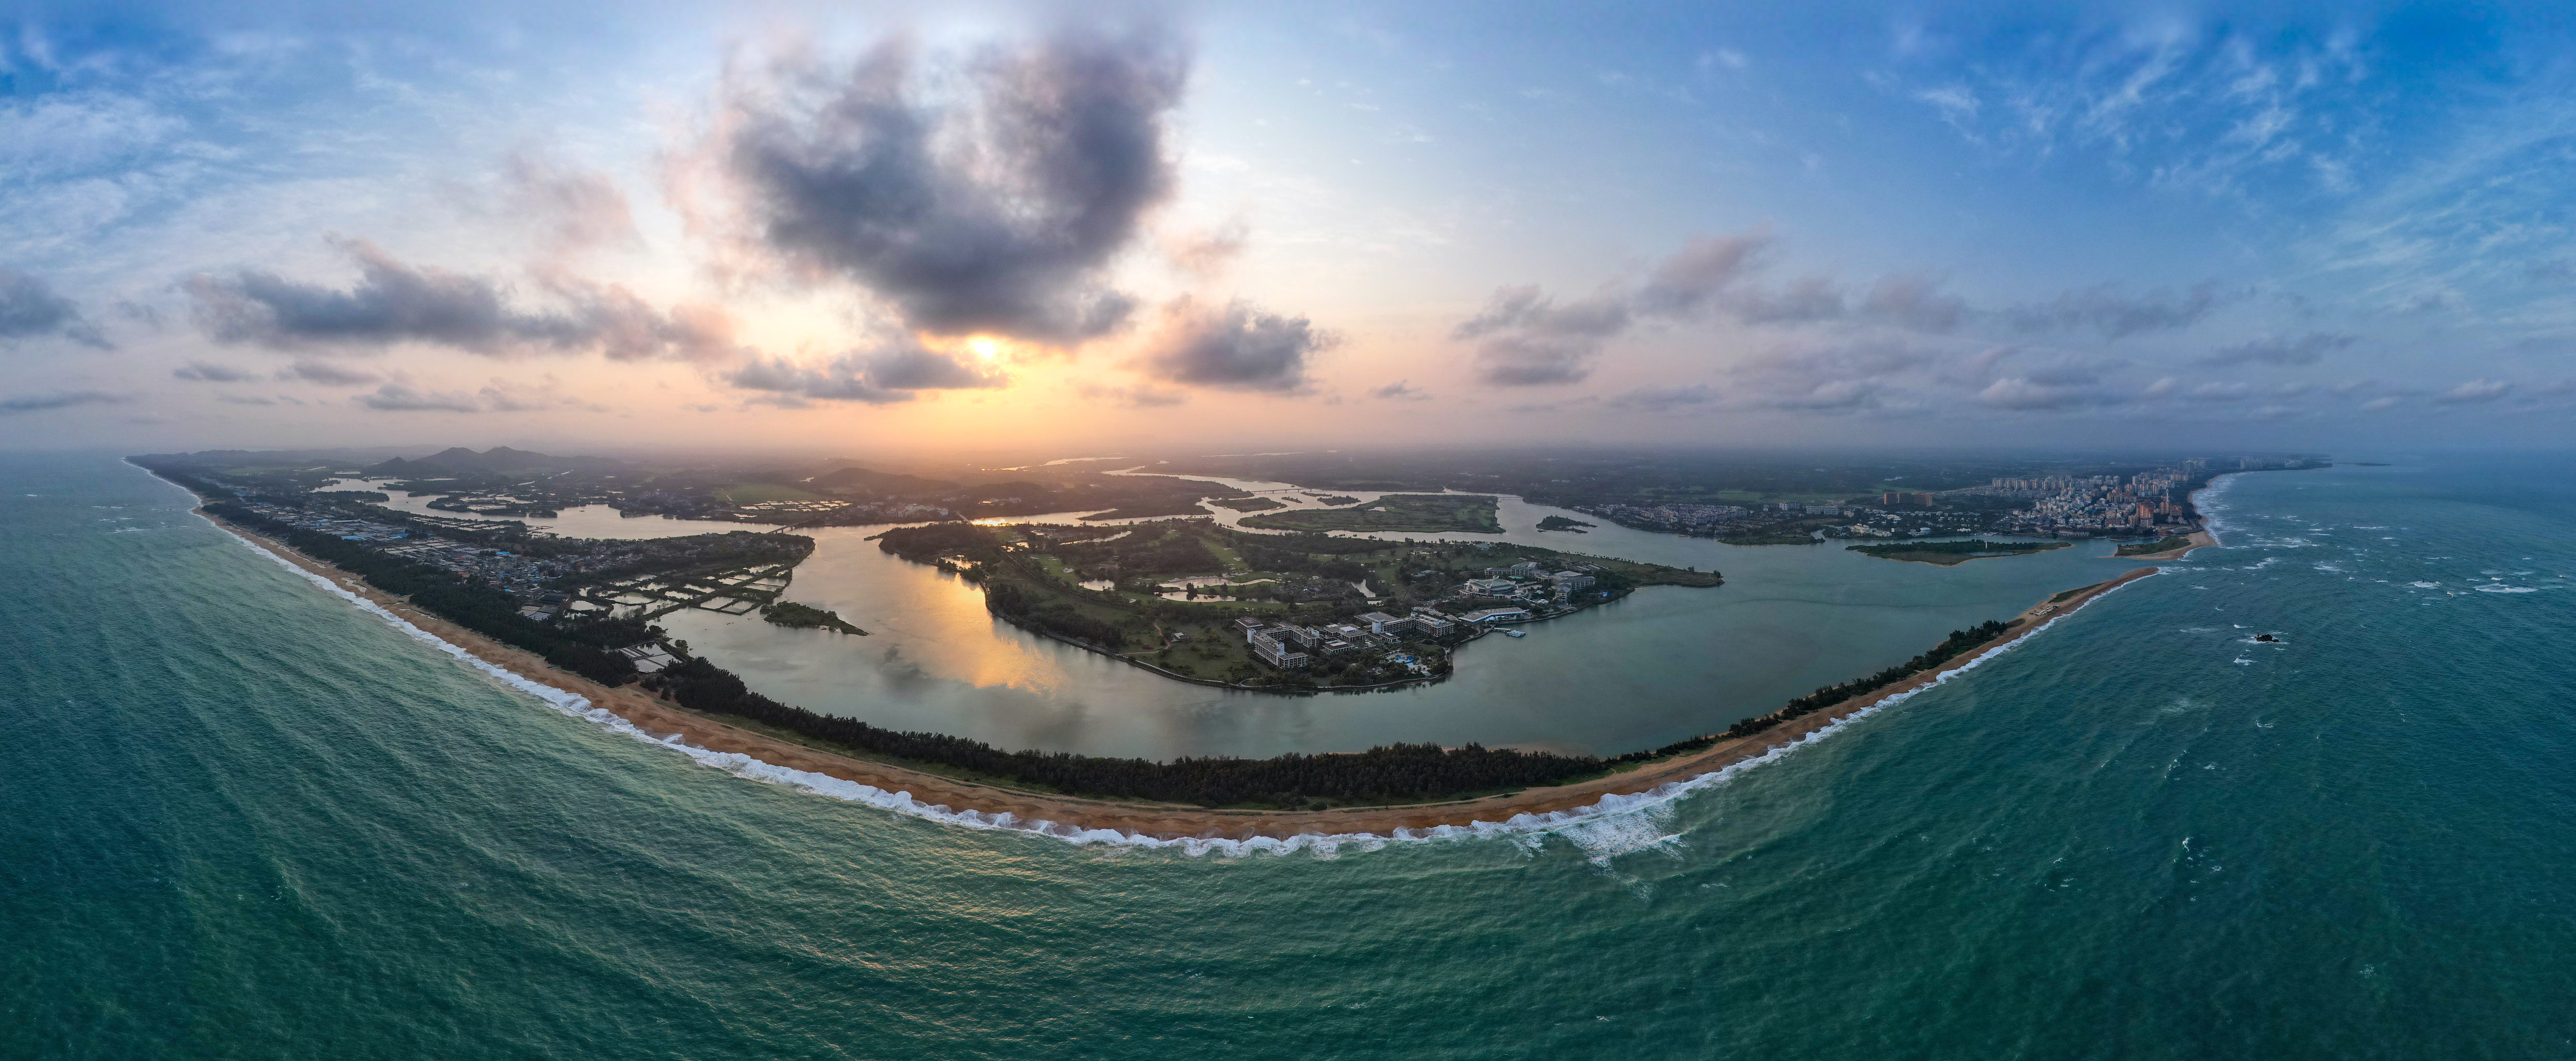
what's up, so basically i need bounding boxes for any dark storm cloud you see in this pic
[724,339,1007,405]
[0,268,109,348]
[711,27,1187,342]
[187,238,739,361]
[2203,331,2354,366]
[1143,299,1329,392]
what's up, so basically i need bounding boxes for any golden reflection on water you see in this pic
[894,556,1073,693]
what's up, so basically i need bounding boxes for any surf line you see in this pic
[193,505,2153,858]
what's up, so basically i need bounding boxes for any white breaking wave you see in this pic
[201,514,2150,860]
[2474,584,2539,593]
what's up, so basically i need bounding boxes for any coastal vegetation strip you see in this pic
[1240,493,1505,534]
[1535,516,1595,533]
[2113,530,2214,559]
[1845,539,2073,566]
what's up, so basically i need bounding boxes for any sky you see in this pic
[4,0,2576,458]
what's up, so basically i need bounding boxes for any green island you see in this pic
[1307,493,1360,505]
[2114,534,2197,557]
[873,517,1715,691]
[1240,493,1504,534]
[761,600,867,635]
[1206,496,1286,512]
[1536,515,1595,533]
[1846,539,2072,566]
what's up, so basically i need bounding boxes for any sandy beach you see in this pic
[209,509,2158,840]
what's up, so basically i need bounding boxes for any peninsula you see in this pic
[872,517,1718,691]
[134,449,2169,834]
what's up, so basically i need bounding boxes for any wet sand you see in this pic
[208,508,2156,840]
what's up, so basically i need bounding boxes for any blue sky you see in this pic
[2,1,2572,455]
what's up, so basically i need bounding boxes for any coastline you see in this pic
[2115,470,2249,561]
[198,504,2157,845]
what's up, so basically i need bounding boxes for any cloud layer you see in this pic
[703,27,1187,343]
[0,268,107,348]
[187,239,737,361]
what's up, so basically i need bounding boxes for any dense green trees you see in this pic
[651,655,1600,806]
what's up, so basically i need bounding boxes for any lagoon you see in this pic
[655,489,2146,759]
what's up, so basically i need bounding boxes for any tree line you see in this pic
[648,655,1600,807]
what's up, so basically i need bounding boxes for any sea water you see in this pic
[6,453,2574,1058]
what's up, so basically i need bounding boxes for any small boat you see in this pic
[1503,628,1526,638]
[2253,634,2280,643]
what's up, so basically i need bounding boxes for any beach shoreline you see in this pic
[199,505,2157,842]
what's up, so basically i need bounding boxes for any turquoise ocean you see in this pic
[7,453,2574,1058]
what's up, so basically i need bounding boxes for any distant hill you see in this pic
[808,465,961,498]
[366,446,623,478]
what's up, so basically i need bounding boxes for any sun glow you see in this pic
[966,335,1002,359]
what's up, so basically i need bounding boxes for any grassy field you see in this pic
[1241,493,1503,534]
[718,481,828,503]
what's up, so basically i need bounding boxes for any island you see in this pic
[1206,496,1286,512]
[872,517,1715,690]
[1846,539,2073,566]
[761,601,867,636]
[1536,515,1595,533]
[1240,493,1504,534]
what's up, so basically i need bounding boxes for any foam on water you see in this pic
[202,512,2151,861]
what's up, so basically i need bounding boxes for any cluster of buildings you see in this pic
[1462,559,1599,605]
[1235,610,1459,670]
[238,501,561,595]
[1990,467,2197,537]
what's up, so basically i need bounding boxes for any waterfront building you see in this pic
[1248,633,1307,669]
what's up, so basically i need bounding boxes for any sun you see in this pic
[966,336,1002,359]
